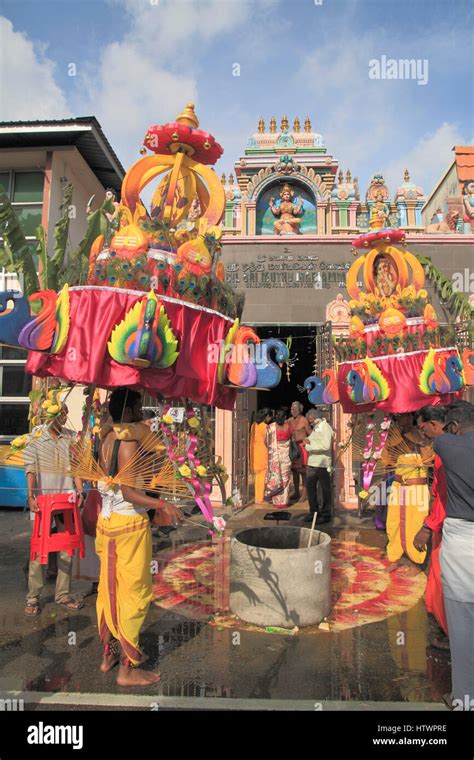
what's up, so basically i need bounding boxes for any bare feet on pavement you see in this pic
[100,651,120,673]
[116,665,161,686]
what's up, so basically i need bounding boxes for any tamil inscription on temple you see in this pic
[225,250,351,289]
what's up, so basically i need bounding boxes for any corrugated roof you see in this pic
[0,117,125,193]
[454,146,474,183]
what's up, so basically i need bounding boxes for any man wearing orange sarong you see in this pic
[250,408,272,504]
[384,414,431,572]
[96,389,183,687]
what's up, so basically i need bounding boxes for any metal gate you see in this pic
[314,320,334,425]
[232,390,250,506]
[313,320,334,376]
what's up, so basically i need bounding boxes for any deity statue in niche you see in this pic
[462,180,474,232]
[369,191,391,230]
[373,254,398,298]
[269,183,303,234]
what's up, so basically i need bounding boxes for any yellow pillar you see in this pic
[317,201,327,234]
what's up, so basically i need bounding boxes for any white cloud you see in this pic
[75,0,255,168]
[294,41,401,199]
[0,17,70,120]
[84,41,197,140]
[383,122,473,196]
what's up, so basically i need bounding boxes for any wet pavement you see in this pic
[0,505,451,709]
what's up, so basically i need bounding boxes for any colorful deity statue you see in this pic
[462,179,474,233]
[369,191,391,230]
[269,183,303,235]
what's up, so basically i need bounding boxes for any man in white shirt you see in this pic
[303,409,334,524]
[24,405,85,615]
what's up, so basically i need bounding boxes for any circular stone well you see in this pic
[230,526,331,628]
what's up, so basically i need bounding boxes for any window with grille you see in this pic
[0,346,32,440]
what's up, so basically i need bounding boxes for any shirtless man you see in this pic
[96,388,183,686]
[287,401,311,502]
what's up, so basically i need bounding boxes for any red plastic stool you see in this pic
[30,493,85,565]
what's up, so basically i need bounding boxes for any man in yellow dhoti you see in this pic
[383,414,431,572]
[96,389,183,687]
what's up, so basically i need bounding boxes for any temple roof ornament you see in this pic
[223,172,241,202]
[304,116,312,132]
[332,168,357,201]
[281,115,289,131]
[246,163,331,202]
[258,117,265,133]
[366,173,390,202]
[293,117,301,132]
[269,117,277,133]
[395,169,425,202]
[276,131,295,148]
[274,155,300,174]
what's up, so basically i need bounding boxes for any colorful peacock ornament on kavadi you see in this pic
[0,105,288,525]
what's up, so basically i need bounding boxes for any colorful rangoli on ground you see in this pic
[152,539,426,633]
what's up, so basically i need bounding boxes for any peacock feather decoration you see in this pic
[108,290,179,368]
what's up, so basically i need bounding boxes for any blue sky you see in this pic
[1,0,473,197]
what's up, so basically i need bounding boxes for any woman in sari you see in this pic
[250,408,272,504]
[265,409,292,509]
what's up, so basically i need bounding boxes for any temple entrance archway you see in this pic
[253,323,333,415]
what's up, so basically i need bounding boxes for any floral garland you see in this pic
[358,415,391,500]
[81,387,102,436]
[349,286,429,322]
[10,386,69,453]
[160,403,226,535]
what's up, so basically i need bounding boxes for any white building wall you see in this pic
[49,147,108,254]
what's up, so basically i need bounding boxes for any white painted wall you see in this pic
[49,147,108,254]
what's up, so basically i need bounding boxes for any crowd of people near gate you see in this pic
[250,401,334,522]
[250,398,474,710]
[20,388,474,705]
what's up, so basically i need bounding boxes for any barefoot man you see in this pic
[287,401,311,502]
[96,388,183,686]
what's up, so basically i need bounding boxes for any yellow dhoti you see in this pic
[386,454,429,565]
[95,513,152,665]
[250,422,268,504]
